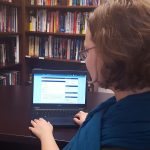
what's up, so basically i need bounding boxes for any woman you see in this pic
[29,0,150,149]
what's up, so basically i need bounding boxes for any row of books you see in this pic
[28,36,84,60]
[0,37,19,66]
[0,71,20,86]
[0,6,18,32]
[29,10,89,34]
[30,0,100,6]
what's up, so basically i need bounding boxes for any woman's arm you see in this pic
[29,118,59,150]
[40,135,59,150]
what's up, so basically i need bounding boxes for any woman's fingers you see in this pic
[34,119,40,124]
[73,117,82,125]
[31,120,37,127]
[74,111,84,117]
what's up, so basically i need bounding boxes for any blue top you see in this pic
[63,91,150,150]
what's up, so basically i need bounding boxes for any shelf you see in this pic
[26,31,85,37]
[0,1,20,7]
[0,32,20,37]
[26,5,97,10]
[0,63,21,70]
[25,55,85,63]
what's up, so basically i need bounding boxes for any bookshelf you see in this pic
[0,0,102,87]
[26,31,85,37]
[22,0,100,85]
[0,0,22,86]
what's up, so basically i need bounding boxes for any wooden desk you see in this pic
[0,86,113,149]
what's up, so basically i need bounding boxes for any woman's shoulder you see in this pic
[82,97,114,121]
[90,96,116,113]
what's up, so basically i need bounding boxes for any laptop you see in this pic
[32,68,88,127]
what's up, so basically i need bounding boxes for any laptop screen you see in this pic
[33,71,87,105]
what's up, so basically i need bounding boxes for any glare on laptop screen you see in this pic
[33,73,86,104]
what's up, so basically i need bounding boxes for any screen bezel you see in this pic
[32,69,88,109]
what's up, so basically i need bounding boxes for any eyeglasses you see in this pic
[79,47,96,61]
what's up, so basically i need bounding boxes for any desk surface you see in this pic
[0,86,113,144]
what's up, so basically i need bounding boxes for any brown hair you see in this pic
[88,0,150,90]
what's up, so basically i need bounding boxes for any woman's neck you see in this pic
[112,87,150,101]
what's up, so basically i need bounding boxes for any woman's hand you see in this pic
[73,111,88,126]
[29,118,53,141]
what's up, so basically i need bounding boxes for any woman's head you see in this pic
[85,0,150,91]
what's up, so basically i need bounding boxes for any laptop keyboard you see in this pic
[32,109,81,119]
